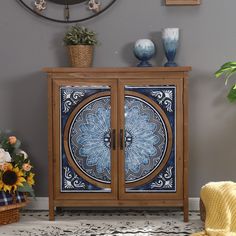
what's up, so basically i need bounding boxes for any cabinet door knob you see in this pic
[112,129,116,150]
[120,129,124,150]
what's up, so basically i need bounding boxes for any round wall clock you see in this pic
[17,0,117,23]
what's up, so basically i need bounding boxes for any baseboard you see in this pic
[189,197,200,211]
[25,197,200,211]
[26,197,49,210]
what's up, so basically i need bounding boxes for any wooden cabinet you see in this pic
[44,67,191,221]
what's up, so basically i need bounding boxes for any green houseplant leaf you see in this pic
[64,25,98,46]
[215,61,236,102]
[17,182,35,198]
[227,85,236,102]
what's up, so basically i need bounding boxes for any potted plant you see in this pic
[215,62,236,102]
[64,25,98,68]
[0,134,35,196]
[0,133,35,224]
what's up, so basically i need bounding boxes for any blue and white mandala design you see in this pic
[69,96,111,183]
[125,96,167,182]
[68,95,168,184]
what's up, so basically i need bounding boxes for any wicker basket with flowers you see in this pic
[0,133,35,224]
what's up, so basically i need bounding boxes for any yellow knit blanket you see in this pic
[191,181,236,236]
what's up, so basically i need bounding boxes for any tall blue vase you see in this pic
[162,28,179,67]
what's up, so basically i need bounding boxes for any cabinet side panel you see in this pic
[48,76,54,220]
[183,73,189,222]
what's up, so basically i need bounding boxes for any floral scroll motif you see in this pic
[151,90,173,112]
[63,167,85,189]
[62,89,85,114]
[151,166,173,189]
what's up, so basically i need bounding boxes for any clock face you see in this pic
[17,0,117,23]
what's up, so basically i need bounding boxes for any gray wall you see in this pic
[0,0,236,197]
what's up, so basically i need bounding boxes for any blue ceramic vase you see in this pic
[162,28,179,67]
[133,39,156,67]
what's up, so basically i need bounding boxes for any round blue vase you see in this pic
[133,39,156,67]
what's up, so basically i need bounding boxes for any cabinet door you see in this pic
[118,78,183,200]
[53,79,118,200]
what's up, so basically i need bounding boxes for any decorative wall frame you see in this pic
[165,0,200,5]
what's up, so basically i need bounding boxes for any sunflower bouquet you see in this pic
[0,134,35,197]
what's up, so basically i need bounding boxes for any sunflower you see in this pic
[27,172,35,186]
[0,163,26,192]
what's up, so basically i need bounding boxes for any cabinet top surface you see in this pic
[43,67,191,73]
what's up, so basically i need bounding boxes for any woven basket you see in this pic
[0,195,27,225]
[67,45,94,68]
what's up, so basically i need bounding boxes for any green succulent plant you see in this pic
[64,25,98,46]
[215,61,236,102]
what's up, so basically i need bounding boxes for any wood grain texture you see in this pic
[43,67,191,74]
[183,73,189,222]
[47,76,54,221]
[53,199,184,207]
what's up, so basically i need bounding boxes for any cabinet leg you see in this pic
[183,203,189,222]
[49,203,55,221]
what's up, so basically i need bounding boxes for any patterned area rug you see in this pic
[1,210,203,236]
